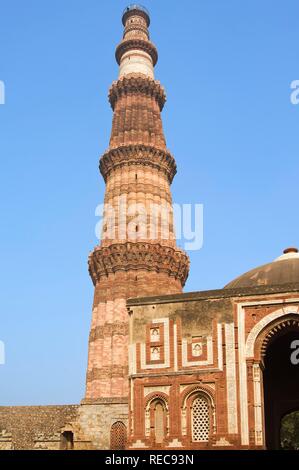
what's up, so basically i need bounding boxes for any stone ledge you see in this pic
[81,398,128,405]
[127,282,299,306]
[109,74,166,111]
[86,365,129,382]
[89,322,128,342]
[115,39,158,67]
[100,144,177,183]
[88,242,189,287]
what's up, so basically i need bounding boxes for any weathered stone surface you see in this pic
[0,406,79,450]
[78,402,129,450]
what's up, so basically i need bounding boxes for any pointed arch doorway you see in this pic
[262,321,299,449]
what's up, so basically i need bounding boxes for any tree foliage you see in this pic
[281,411,299,450]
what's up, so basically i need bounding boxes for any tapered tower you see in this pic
[85,5,189,404]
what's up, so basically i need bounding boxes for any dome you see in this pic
[225,247,299,289]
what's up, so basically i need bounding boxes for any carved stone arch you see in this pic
[180,385,216,438]
[144,391,169,410]
[144,392,169,441]
[256,315,299,364]
[180,384,215,409]
[245,306,299,359]
[245,308,299,448]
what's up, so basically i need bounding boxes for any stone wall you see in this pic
[0,405,80,450]
[0,429,13,450]
[79,400,128,449]
[0,402,129,450]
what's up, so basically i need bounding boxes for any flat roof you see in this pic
[127,282,299,306]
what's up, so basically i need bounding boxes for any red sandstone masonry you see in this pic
[85,16,189,401]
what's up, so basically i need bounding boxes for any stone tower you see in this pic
[85,4,189,418]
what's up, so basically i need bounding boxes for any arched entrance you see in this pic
[263,322,299,449]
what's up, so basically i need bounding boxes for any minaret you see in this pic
[85,5,189,402]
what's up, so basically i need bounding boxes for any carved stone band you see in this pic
[88,242,190,287]
[100,144,177,183]
[115,39,158,67]
[89,322,129,343]
[81,397,128,405]
[86,366,129,382]
[109,74,166,111]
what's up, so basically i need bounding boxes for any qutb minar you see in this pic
[0,5,298,450]
[86,3,189,404]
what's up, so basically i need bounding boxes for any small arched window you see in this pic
[191,395,210,442]
[110,421,127,450]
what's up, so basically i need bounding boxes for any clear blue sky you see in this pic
[0,0,298,405]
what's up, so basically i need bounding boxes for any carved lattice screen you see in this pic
[110,421,127,450]
[191,396,210,442]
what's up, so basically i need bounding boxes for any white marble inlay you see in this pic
[253,363,263,446]
[238,305,249,446]
[182,336,213,367]
[225,323,238,434]
[140,318,170,370]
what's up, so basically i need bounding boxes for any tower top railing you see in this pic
[122,4,150,26]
